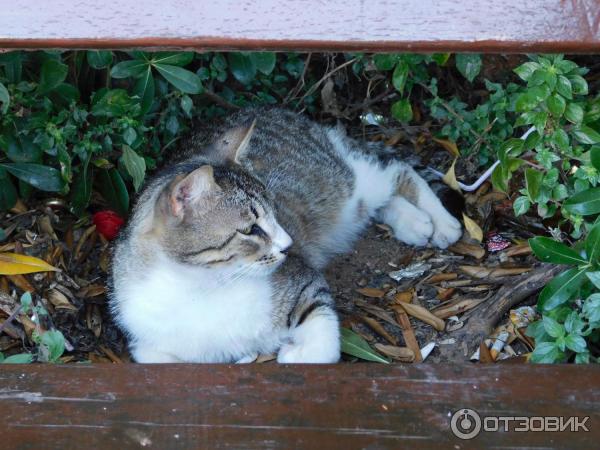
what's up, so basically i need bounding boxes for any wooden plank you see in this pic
[1,364,598,449]
[0,0,599,52]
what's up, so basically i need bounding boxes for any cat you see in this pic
[109,107,462,363]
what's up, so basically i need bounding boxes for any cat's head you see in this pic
[152,162,292,275]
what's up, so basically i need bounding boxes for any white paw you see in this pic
[277,342,340,364]
[394,208,434,247]
[431,212,463,249]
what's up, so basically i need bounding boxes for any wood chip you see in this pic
[393,303,445,331]
[479,341,494,363]
[374,343,415,362]
[503,244,532,257]
[47,288,77,311]
[78,284,106,298]
[436,287,455,301]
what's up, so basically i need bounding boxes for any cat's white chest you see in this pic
[119,262,281,362]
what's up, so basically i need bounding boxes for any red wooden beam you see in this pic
[1,0,599,53]
[1,364,599,448]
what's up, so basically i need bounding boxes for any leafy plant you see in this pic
[528,225,600,363]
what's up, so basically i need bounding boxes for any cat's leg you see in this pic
[277,289,340,363]
[384,163,462,249]
[131,344,181,363]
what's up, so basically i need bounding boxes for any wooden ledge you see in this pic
[1,364,599,448]
[1,0,599,52]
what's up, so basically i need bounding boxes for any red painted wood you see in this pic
[0,0,599,52]
[1,364,599,449]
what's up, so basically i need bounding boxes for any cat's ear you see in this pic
[212,118,256,164]
[169,165,219,217]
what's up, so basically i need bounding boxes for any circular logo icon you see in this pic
[450,408,482,440]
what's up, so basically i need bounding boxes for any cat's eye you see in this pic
[241,224,266,237]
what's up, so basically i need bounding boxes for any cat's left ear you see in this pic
[211,118,256,164]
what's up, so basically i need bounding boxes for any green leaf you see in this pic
[0,163,64,192]
[585,223,600,265]
[573,126,600,145]
[0,167,17,210]
[432,53,450,65]
[250,52,276,75]
[373,54,399,70]
[91,89,136,117]
[154,64,203,94]
[538,267,588,311]
[491,164,508,193]
[530,341,562,363]
[547,94,566,117]
[0,81,9,114]
[110,59,148,79]
[529,236,587,265]
[180,95,193,118]
[86,51,113,69]
[96,168,129,216]
[569,74,588,95]
[525,168,543,201]
[2,353,33,364]
[514,61,541,81]
[455,54,481,82]
[583,293,600,322]
[20,292,32,313]
[513,196,531,216]
[121,146,146,192]
[228,53,257,85]
[39,329,66,363]
[556,75,572,99]
[392,60,409,94]
[4,134,43,163]
[37,59,68,94]
[390,98,412,123]
[542,316,564,338]
[150,52,194,66]
[564,103,583,124]
[565,334,587,353]
[586,271,600,289]
[70,157,92,216]
[564,187,600,215]
[340,328,389,363]
[591,146,600,171]
[133,67,155,114]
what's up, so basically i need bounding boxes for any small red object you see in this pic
[93,210,125,240]
[486,232,511,252]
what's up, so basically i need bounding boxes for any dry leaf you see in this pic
[432,297,487,319]
[360,316,398,345]
[459,265,531,279]
[356,287,386,299]
[394,289,414,304]
[442,158,460,191]
[393,309,422,362]
[449,241,485,259]
[436,287,455,301]
[47,289,77,311]
[432,137,460,157]
[426,273,458,283]
[0,253,59,275]
[374,343,415,362]
[393,303,445,331]
[462,213,483,242]
[7,274,35,293]
[504,244,532,257]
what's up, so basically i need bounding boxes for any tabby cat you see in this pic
[109,107,461,363]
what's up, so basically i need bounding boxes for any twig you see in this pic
[295,57,358,107]
[203,90,240,110]
[283,53,312,104]
[0,305,22,335]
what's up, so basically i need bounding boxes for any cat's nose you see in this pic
[273,226,293,254]
[279,245,291,255]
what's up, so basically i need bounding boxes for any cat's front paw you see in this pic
[277,342,339,363]
[431,212,463,249]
